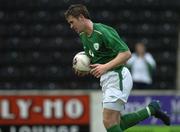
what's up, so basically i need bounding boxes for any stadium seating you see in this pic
[0,0,179,89]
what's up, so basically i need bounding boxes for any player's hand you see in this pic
[90,64,108,78]
[74,69,89,77]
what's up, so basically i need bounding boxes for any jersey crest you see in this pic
[93,43,100,50]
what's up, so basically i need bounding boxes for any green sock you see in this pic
[107,124,123,132]
[148,105,156,115]
[120,107,151,130]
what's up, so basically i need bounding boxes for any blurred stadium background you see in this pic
[0,0,179,132]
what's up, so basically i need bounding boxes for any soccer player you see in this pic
[64,4,170,132]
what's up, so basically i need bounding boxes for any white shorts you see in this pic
[100,67,133,111]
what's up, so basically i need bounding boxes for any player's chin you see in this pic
[78,30,84,34]
[74,29,80,33]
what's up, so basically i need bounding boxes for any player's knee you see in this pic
[103,117,119,129]
[103,108,121,129]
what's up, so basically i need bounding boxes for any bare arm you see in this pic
[90,50,131,78]
[104,50,131,71]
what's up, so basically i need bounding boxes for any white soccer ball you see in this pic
[73,51,91,72]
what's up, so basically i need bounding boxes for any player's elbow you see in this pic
[117,50,131,62]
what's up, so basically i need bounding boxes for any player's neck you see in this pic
[84,19,93,36]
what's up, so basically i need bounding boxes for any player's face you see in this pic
[135,43,145,55]
[67,15,85,34]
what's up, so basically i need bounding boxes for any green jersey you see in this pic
[79,23,129,69]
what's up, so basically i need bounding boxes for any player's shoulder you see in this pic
[145,52,155,59]
[145,52,153,57]
[94,23,115,34]
[94,23,111,28]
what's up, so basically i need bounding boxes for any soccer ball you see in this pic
[73,51,91,72]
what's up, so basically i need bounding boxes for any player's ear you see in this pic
[78,14,85,20]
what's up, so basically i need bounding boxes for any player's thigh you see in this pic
[103,99,125,112]
[101,67,133,104]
